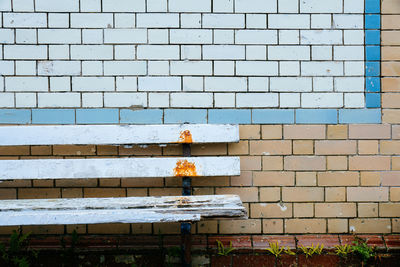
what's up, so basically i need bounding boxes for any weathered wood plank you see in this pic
[0,157,240,180]
[0,124,239,146]
[1,210,201,225]
[0,195,247,226]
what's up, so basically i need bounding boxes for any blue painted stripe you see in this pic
[365,30,380,45]
[365,14,380,29]
[0,109,31,124]
[252,109,294,124]
[365,93,381,108]
[0,108,384,125]
[365,62,380,77]
[120,109,163,124]
[365,0,380,13]
[208,109,251,124]
[339,109,381,124]
[366,46,380,61]
[32,109,75,124]
[296,109,338,124]
[366,77,381,92]
[164,109,207,124]
[76,109,119,124]
[364,0,381,116]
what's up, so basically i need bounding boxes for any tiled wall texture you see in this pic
[0,0,381,125]
[0,0,399,237]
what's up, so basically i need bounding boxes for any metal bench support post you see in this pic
[181,143,192,267]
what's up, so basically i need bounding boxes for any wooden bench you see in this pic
[0,124,247,226]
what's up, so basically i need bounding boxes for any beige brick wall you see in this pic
[0,0,399,236]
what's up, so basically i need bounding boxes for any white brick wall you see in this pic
[15,61,34,75]
[82,93,103,107]
[137,45,179,60]
[203,45,245,60]
[36,0,79,12]
[169,0,211,12]
[171,61,212,76]
[72,77,114,92]
[6,77,48,92]
[4,45,47,59]
[102,0,144,12]
[104,93,147,107]
[38,93,81,108]
[235,0,277,13]
[4,13,46,28]
[137,14,179,28]
[38,29,81,44]
[0,0,366,109]
[170,29,212,44]
[301,93,343,108]
[104,61,147,76]
[139,77,181,91]
[236,93,278,107]
[104,29,147,44]
[38,61,81,76]
[171,93,213,107]
[16,93,37,107]
[0,93,15,107]
[71,45,113,60]
[203,14,244,28]
[50,77,71,92]
[71,14,113,28]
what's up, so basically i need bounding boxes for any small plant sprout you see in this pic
[216,240,235,256]
[284,247,296,256]
[0,229,37,267]
[352,237,376,265]
[299,243,324,258]
[266,242,284,258]
[334,244,353,258]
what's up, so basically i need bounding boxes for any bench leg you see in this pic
[181,144,192,266]
[181,222,192,267]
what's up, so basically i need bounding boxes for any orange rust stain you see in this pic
[173,160,197,177]
[178,130,193,143]
[177,197,190,205]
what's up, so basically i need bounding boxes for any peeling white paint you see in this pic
[0,195,247,226]
[0,157,240,180]
[0,124,239,146]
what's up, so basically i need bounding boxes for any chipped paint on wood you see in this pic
[0,124,239,146]
[0,157,240,180]
[0,195,247,226]
[0,124,245,227]
[178,130,193,143]
[174,159,197,177]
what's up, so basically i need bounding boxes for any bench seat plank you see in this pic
[0,195,247,226]
[0,157,240,180]
[0,124,239,146]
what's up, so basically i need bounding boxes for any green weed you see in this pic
[216,240,235,256]
[299,243,324,258]
[0,229,37,267]
[334,244,353,258]
[352,237,376,265]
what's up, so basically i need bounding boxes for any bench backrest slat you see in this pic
[0,157,240,180]
[1,210,202,226]
[0,195,242,211]
[0,195,246,226]
[0,124,239,146]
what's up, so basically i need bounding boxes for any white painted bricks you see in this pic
[0,0,365,109]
